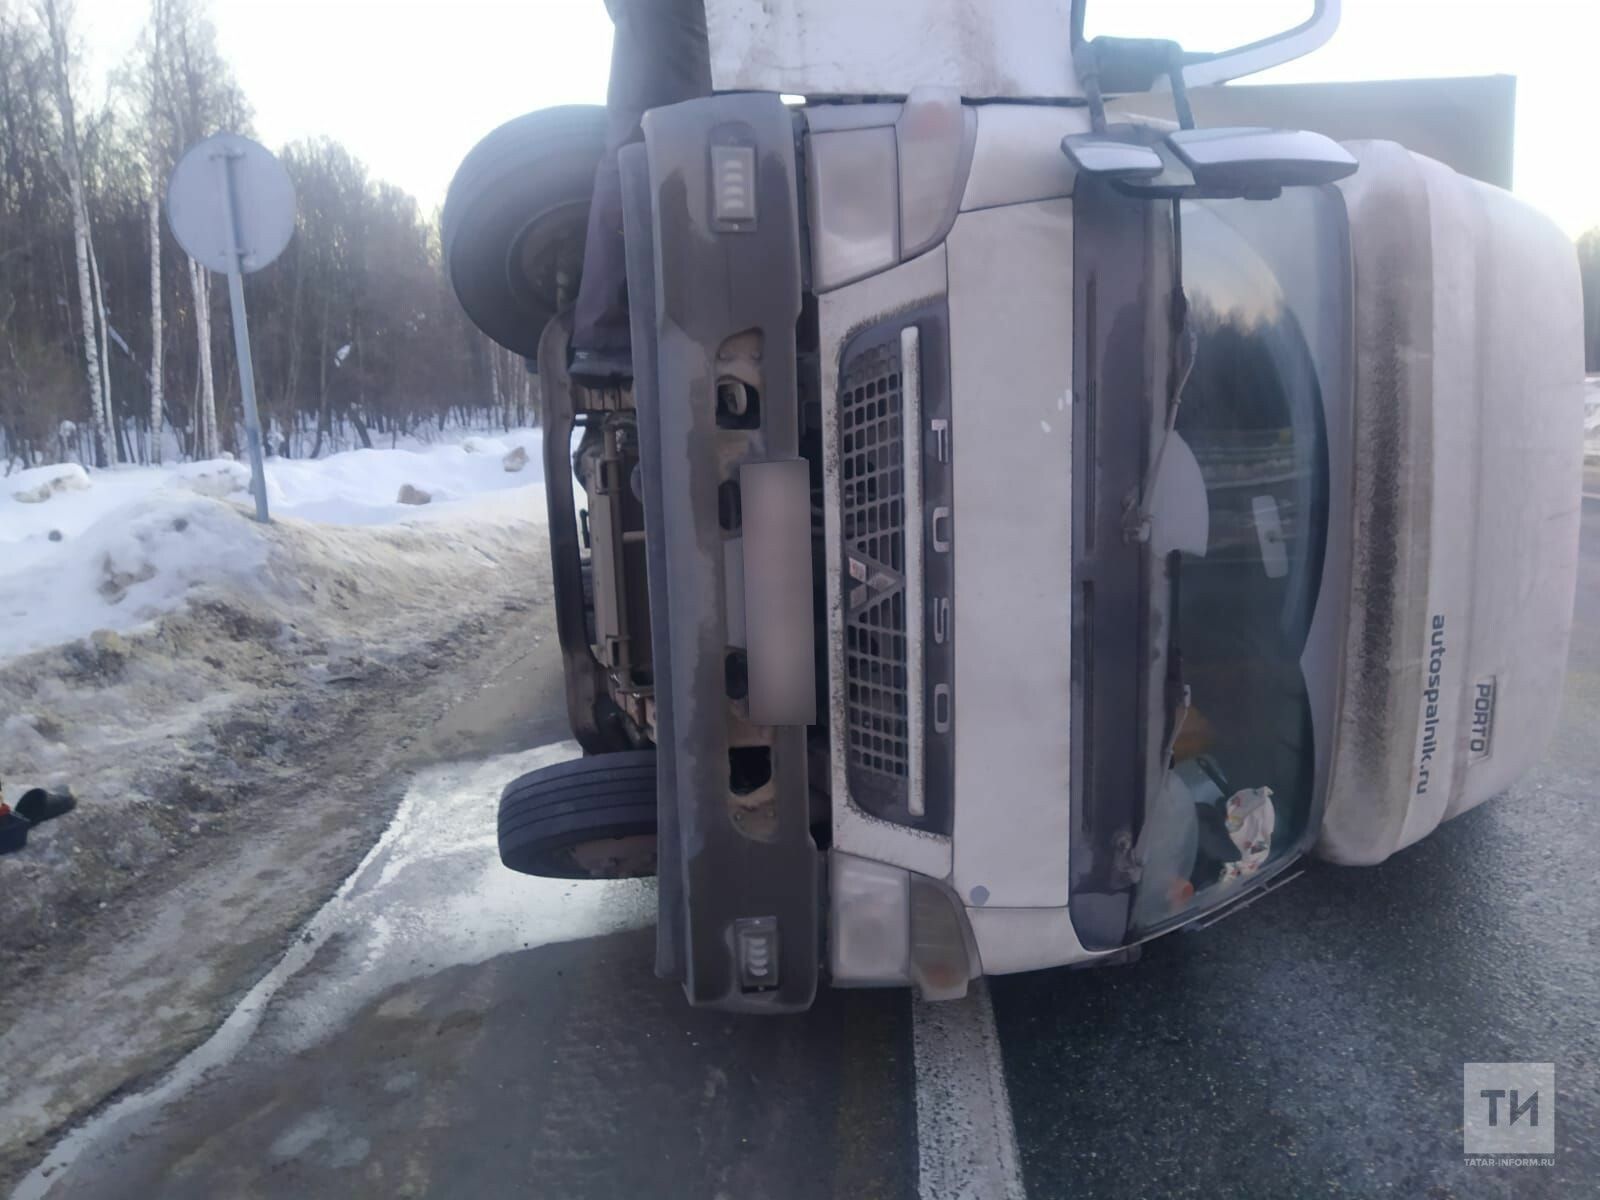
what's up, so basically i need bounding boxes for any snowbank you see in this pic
[256,430,545,525]
[0,425,563,1170]
[0,429,545,661]
[0,494,273,658]
[6,463,91,504]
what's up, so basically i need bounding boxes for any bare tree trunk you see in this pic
[310,292,330,458]
[504,349,514,430]
[488,343,502,430]
[39,0,107,467]
[282,242,304,454]
[147,169,163,462]
[352,328,370,446]
[189,256,216,457]
[70,199,106,464]
[144,4,167,464]
[86,232,117,463]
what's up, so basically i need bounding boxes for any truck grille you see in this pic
[840,339,909,787]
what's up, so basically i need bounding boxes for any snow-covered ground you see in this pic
[1,430,545,661]
[0,426,560,1061]
[0,422,576,1189]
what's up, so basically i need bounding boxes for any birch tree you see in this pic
[86,230,115,455]
[142,8,166,461]
[145,159,164,460]
[37,0,113,465]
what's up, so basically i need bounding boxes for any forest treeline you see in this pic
[5,0,1599,474]
[1,0,534,472]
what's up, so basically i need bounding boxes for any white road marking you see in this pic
[913,980,1027,1200]
[16,742,651,1200]
[1582,491,1600,502]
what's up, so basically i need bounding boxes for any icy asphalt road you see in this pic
[18,484,1600,1199]
[17,742,919,1200]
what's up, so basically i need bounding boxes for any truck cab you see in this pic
[443,0,1585,1013]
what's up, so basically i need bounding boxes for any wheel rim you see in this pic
[508,201,590,325]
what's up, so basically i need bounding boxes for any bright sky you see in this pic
[73,0,1600,235]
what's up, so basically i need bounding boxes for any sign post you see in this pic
[168,133,296,523]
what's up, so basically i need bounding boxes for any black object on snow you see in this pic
[15,787,76,825]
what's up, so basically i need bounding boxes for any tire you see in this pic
[442,105,607,359]
[498,750,658,880]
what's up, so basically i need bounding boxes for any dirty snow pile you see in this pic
[0,430,545,661]
[0,427,556,979]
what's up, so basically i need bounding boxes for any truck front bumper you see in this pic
[621,94,821,1013]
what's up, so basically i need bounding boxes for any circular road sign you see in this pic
[167,132,296,274]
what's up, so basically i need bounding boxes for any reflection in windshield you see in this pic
[1129,192,1338,936]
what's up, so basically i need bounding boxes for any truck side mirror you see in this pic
[1063,126,1356,200]
[1060,133,1164,181]
[1165,127,1357,193]
[1066,18,1357,202]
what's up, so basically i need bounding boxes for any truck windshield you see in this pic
[1127,188,1346,938]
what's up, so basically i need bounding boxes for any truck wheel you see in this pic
[442,105,607,359]
[498,749,658,879]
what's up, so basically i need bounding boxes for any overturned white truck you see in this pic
[443,0,1584,1013]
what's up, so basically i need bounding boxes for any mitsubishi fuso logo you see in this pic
[846,553,900,611]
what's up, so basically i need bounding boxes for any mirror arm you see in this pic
[1167,56,1195,130]
[1079,37,1196,129]
[1073,40,1108,133]
[1074,1,1341,90]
